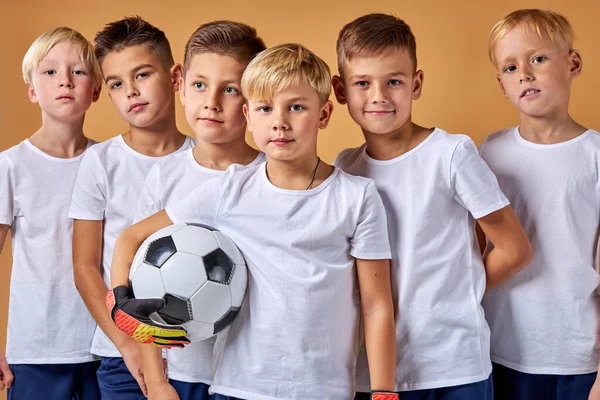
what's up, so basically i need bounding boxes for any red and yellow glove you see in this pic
[105,286,190,348]
[371,391,399,400]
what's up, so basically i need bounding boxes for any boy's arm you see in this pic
[356,258,396,394]
[477,205,533,290]
[72,219,148,396]
[140,343,179,399]
[0,224,13,390]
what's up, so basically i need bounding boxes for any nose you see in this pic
[126,82,140,99]
[203,88,221,111]
[370,82,388,103]
[519,65,534,83]
[59,73,73,89]
[272,109,289,132]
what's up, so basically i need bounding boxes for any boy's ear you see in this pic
[331,75,347,105]
[496,75,508,99]
[412,70,424,100]
[27,85,38,104]
[568,49,583,77]
[178,76,186,107]
[170,64,183,92]
[242,103,252,132]
[318,100,334,129]
[92,85,102,102]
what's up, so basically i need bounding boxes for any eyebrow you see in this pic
[349,71,408,80]
[188,74,240,85]
[104,63,154,83]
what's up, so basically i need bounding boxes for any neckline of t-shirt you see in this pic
[360,128,440,165]
[187,150,265,174]
[260,162,340,196]
[24,138,92,163]
[514,126,593,148]
[116,134,191,160]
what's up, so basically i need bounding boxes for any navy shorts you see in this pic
[355,374,493,400]
[7,361,100,400]
[214,394,245,400]
[170,379,214,400]
[96,357,145,400]
[493,362,596,400]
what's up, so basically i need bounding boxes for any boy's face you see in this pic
[28,40,100,122]
[101,45,180,129]
[332,47,422,137]
[494,24,582,118]
[179,53,247,144]
[243,83,333,162]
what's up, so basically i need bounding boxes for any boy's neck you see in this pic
[266,154,333,191]
[123,113,186,157]
[363,120,434,161]
[192,140,259,171]
[29,113,88,158]
[519,111,587,144]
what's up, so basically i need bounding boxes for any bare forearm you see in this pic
[484,245,531,290]
[74,264,131,348]
[140,344,166,387]
[363,306,396,391]
[0,224,9,255]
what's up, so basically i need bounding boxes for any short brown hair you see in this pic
[242,43,331,104]
[94,16,174,70]
[336,13,417,75]
[489,9,574,66]
[183,20,266,75]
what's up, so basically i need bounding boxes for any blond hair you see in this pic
[22,27,102,87]
[337,13,417,75]
[489,9,575,65]
[241,43,331,104]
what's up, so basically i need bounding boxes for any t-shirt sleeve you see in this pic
[166,172,228,229]
[450,139,509,219]
[0,156,14,225]
[350,180,392,260]
[68,150,107,220]
[134,164,161,223]
[332,148,350,168]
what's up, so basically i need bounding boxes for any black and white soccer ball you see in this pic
[129,224,247,342]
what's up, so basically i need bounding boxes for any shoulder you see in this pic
[333,144,365,168]
[333,168,377,199]
[480,127,515,149]
[1,140,34,172]
[157,148,190,171]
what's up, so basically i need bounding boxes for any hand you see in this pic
[106,286,190,348]
[589,379,600,400]
[0,351,13,390]
[148,380,180,400]
[371,391,399,400]
[118,339,148,397]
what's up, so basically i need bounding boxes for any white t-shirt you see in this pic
[480,127,600,375]
[335,128,510,391]
[134,149,265,384]
[0,139,98,364]
[68,134,194,357]
[166,163,391,400]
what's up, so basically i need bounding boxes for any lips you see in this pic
[56,95,74,101]
[520,88,541,98]
[364,110,395,116]
[270,138,293,146]
[200,117,224,124]
[128,102,148,112]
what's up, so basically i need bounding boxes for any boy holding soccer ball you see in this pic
[108,43,397,400]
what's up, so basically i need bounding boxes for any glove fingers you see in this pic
[136,298,167,316]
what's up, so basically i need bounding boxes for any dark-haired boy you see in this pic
[69,17,193,399]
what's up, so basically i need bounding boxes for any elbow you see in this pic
[509,239,534,274]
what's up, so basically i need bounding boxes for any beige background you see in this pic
[0,0,598,396]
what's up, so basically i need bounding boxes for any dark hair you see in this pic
[183,20,266,74]
[337,13,417,74]
[94,16,174,69]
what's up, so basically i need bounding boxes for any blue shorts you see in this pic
[213,394,245,400]
[96,357,145,400]
[170,379,214,400]
[355,375,493,400]
[493,362,596,400]
[7,361,100,400]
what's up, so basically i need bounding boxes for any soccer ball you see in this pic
[129,223,247,342]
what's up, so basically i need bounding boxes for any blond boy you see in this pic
[480,9,600,400]
[0,27,102,399]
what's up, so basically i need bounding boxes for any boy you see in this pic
[107,43,399,400]
[0,27,102,399]
[68,17,193,399]
[480,9,600,400]
[133,21,266,400]
[331,14,533,399]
